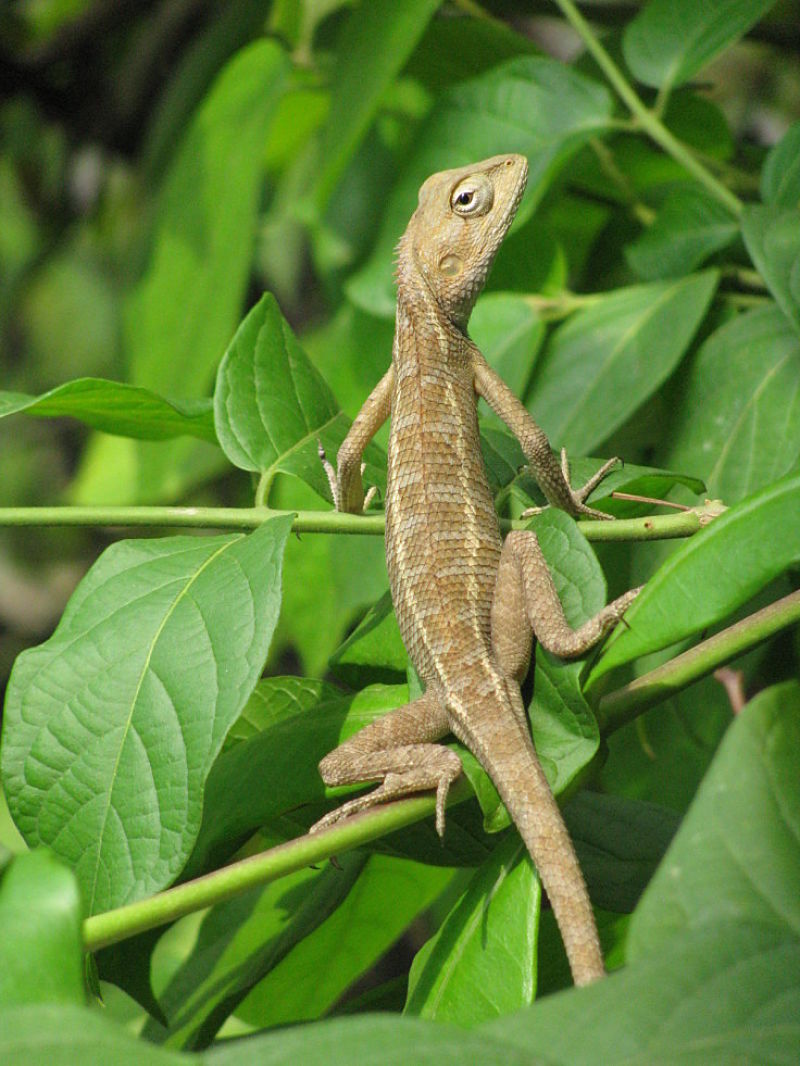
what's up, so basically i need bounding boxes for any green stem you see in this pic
[0,505,384,536]
[0,504,706,541]
[83,783,470,952]
[552,0,743,217]
[596,589,800,733]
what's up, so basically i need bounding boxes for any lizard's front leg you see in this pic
[473,357,618,520]
[491,530,641,670]
[311,689,462,837]
[321,365,394,513]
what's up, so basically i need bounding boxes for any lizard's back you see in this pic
[385,304,502,692]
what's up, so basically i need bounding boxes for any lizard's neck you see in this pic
[394,262,471,374]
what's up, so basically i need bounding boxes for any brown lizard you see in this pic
[315,154,640,986]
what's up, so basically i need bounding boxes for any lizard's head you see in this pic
[397,154,528,327]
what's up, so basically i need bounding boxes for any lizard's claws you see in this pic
[317,440,377,513]
[521,451,620,521]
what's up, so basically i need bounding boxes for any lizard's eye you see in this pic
[451,174,493,216]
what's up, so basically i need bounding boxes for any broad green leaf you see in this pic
[0,1004,191,1066]
[302,303,395,422]
[76,40,288,503]
[269,478,388,678]
[141,0,273,180]
[404,15,538,93]
[664,305,800,501]
[0,851,83,1008]
[144,855,366,1049]
[484,218,566,299]
[1,517,292,912]
[347,57,613,316]
[762,120,800,208]
[183,683,409,878]
[224,676,342,748]
[206,1013,540,1065]
[0,379,216,443]
[529,271,718,455]
[214,293,384,501]
[237,855,454,1030]
[588,473,800,683]
[622,0,777,91]
[126,42,287,398]
[741,204,800,333]
[406,836,539,1023]
[308,0,440,213]
[485,924,800,1064]
[470,293,544,401]
[602,673,737,812]
[329,591,409,688]
[630,683,800,957]
[626,186,738,280]
[564,792,678,914]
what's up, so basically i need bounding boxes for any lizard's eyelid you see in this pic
[450,176,494,215]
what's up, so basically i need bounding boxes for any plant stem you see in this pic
[0,505,706,541]
[0,505,385,536]
[82,785,468,951]
[552,0,743,216]
[596,589,800,733]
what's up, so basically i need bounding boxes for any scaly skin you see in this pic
[315,155,640,986]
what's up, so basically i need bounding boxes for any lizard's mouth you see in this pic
[499,155,529,234]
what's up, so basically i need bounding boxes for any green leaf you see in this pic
[1,516,293,913]
[0,851,84,1008]
[329,592,409,688]
[470,294,544,402]
[144,855,367,1048]
[207,1014,540,1065]
[565,792,679,914]
[224,676,342,748]
[622,0,777,91]
[75,40,288,503]
[588,473,800,683]
[404,15,538,93]
[307,0,440,213]
[406,836,539,1023]
[528,271,718,454]
[663,305,800,501]
[741,204,800,333]
[485,925,800,1064]
[0,1004,191,1066]
[347,57,613,317]
[237,855,454,1030]
[214,293,384,501]
[626,186,738,280]
[183,683,409,878]
[0,379,216,443]
[527,510,611,794]
[762,121,800,209]
[630,682,800,957]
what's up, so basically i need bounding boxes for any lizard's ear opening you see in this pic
[450,173,494,216]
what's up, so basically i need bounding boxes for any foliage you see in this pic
[1,0,800,1061]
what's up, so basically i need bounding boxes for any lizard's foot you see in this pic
[521,452,620,521]
[317,440,376,512]
[310,762,460,838]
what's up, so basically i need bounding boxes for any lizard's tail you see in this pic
[448,678,604,986]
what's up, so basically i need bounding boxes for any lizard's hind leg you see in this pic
[312,689,462,837]
[491,529,641,667]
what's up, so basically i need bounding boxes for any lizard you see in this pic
[314,153,641,986]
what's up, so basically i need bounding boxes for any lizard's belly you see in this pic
[385,370,502,686]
